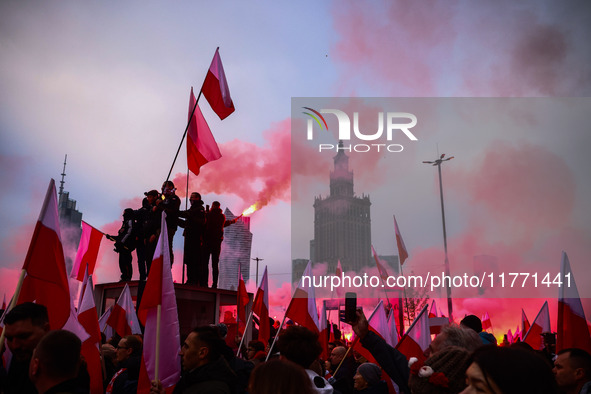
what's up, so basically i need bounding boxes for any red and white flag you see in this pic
[353,301,390,364]
[522,308,530,335]
[137,212,181,393]
[318,302,329,360]
[387,308,400,347]
[106,284,141,337]
[396,305,430,363]
[371,245,389,281]
[428,300,438,318]
[99,306,114,340]
[70,221,103,281]
[186,87,222,176]
[481,312,492,331]
[77,275,103,394]
[507,329,514,344]
[237,270,249,330]
[393,215,409,266]
[557,251,591,353]
[523,301,551,350]
[252,267,270,346]
[285,261,320,332]
[513,325,521,343]
[201,48,235,120]
[17,180,70,329]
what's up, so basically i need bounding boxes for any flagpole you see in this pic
[265,314,288,361]
[237,311,254,357]
[0,269,26,352]
[395,304,428,348]
[166,47,220,182]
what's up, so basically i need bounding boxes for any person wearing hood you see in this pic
[178,192,206,286]
[354,363,388,394]
[460,315,497,346]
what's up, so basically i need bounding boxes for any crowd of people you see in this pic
[2,302,590,394]
[106,181,238,288]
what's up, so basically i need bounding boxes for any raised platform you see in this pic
[94,281,253,338]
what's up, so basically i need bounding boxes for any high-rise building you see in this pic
[309,141,372,273]
[57,155,82,271]
[218,208,252,290]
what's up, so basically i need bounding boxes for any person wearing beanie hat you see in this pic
[408,346,471,394]
[354,363,388,393]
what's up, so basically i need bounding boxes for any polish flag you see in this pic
[513,326,521,343]
[237,270,249,331]
[396,305,430,363]
[371,245,389,281]
[201,48,235,120]
[186,88,222,176]
[393,215,409,266]
[98,306,114,340]
[137,212,181,393]
[70,221,103,281]
[557,252,591,353]
[481,312,492,331]
[387,308,400,347]
[428,300,438,318]
[318,302,329,360]
[252,267,270,346]
[507,329,514,344]
[353,301,390,364]
[285,261,320,332]
[522,309,530,335]
[17,180,70,329]
[106,284,141,337]
[77,275,103,394]
[523,301,551,350]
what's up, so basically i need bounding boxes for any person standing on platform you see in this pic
[159,181,180,266]
[107,208,136,282]
[178,192,206,286]
[203,201,238,289]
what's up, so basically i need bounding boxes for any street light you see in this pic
[423,153,454,319]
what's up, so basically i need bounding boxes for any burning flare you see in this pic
[242,204,259,216]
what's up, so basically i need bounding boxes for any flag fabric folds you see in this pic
[186,87,222,176]
[285,261,320,333]
[523,301,551,350]
[481,312,492,331]
[201,48,235,120]
[98,306,114,340]
[70,221,103,281]
[387,308,400,347]
[106,284,141,338]
[252,267,270,346]
[393,215,409,266]
[137,212,181,393]
[17,179,70,329]
[371,245,389,281]
[557,252,591,353]
[77,275,103,394]
[521,309,530,335]
[318,302,329,360]
[396,305,430,363]
[237,270,249,330]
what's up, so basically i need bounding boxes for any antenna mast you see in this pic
[59,154,67,199]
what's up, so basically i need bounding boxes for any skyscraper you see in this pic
[310,141,372,273]
[218,208,252,290]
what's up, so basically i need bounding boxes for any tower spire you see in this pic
[59,154,67,199]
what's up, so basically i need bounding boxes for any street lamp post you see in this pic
[252,256,264,284]
[423,154,454,320]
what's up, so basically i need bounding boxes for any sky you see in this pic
[1,0,590,340]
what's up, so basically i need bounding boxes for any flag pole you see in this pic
[237,310,254,357]
[265,314,288,361]
[0,269,27,352]
[166,47,220,182]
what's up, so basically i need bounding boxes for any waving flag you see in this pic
[371,245,389,281]
[285,261,320,332]
[393,215,409,266]
[77,275,103,394]
[237,270,249,330]
[202,48,235,120]
[318,302,329,360]
[557,252,591,353]
[17,180,70,329]
[252,267,270,345]
[396,305,430,363]
[137,212,181,393]
[107,284,141,337]
[70,221,103,281]
[481,312,492,331]
[186,87,222,176]
[523,301,551,350]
